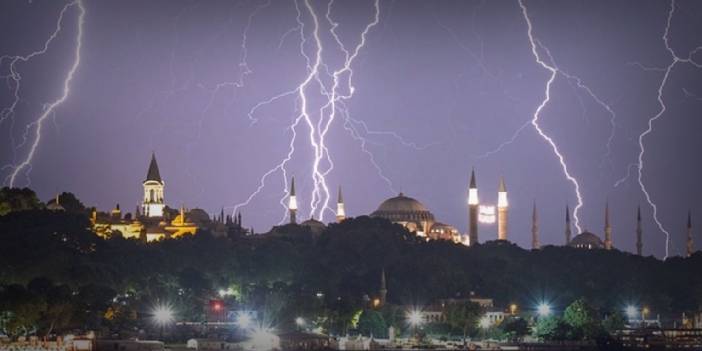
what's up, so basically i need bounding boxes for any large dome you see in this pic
[371,193,435,223]
[569,231,604,249]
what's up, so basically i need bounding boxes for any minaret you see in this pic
[604,201,613,250]
[565,205,572,245]
[336,186,346,223]
[532,201,540,250]
[467,169,479,246]
[288,176,298,224]
[379,268,387,307]
[636,206,643,256]
[142,152,165,218]
[497,177,508,241]
[687,210,694,258]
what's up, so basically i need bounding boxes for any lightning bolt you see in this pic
[634,0,702,259]
[234,0,382,223]
[519,0,584,233]
[2,0,85,187]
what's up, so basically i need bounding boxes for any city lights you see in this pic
[406,309,424,327]
[537,302,552,317]
[625,305,639,320]
[479,316,491,330]
[152,304,175,326]
[236,311,254,329]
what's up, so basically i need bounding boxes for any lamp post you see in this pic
[406,310,423,342]
[152,305,174,340]
[536,303,551,318]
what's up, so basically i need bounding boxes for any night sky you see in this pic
[1,0,701,258]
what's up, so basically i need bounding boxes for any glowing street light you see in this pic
[509,304,518,315]
[625,305,639,320]
[152,305,175,326]
[406,310,424,327]
[479,316,491,330]
[536,302,552,317]
[236,311,254,329]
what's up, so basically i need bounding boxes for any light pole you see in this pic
[152,305,174,340]
[406,310,423,342]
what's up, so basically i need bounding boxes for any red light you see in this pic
[213,303,222,311]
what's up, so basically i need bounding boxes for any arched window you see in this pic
[150,189,155,202]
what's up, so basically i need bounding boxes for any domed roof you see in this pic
[187,208,210,224]
[301,218,326,234]
[46,202,65,211]
[375,193,429,212]
[371,193,435,223]
[569,231,604,249]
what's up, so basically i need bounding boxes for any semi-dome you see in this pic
[371,193,435,223]
[569,231,604,249]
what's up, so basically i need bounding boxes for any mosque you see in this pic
[90,153,242,242]
[281,168,680,256]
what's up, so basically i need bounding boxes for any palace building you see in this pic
[90,153,241,242]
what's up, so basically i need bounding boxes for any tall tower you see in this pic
[379,268,387,307]
[565,205,572,245]
[288,176,298,224]
[497,177,508,241]
[636,206,643,256]
[604,201,613,250]
[687,210,694,258]
[142,152,165,218]
[336,186,346,223]
[467,169,479,246]
[532,201,540,250]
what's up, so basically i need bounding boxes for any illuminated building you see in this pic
[371,193,461,242]
[46,193,65,211]
[569,203,617,250]
[90,153,235,242]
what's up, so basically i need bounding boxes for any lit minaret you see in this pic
[636,206,643,256]
[142,152,165,218]
[497,177,508,241]
[467,169,479,246]
[336,185,346,223]
[288,176,298,224]
[565,205,572,245]
[687,210,694,258]
[532,201,540,250]
[604,201,613,250]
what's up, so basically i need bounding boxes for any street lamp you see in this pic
[509,304,518,316]
[295,317,306,330]
[479,316,491,330]
[406,309,423,340]
[152,304,174,340]
[236,311,254,329]
[642,307,650,326]
[625,305,638,321]
[536,302,551,318]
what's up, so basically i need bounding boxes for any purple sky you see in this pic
[1,0,701,258]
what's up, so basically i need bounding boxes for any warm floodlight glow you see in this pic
[537,303,552,317]
[498,192,509,207]
[468,188,479,205]
[406,309,424,326]
[288,196,298,210]
[236,311,254,329]
[152,305,174,325]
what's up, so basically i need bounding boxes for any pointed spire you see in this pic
[337,185,344,204]
[532,201,540,250]
[604,201,612,250]
[146,152,162,182]
[498,177,506,193]
[636,205,643,256]
[565,204,572,245]
[336,185,346,223]
[469,168,477,189]
[290,176,296,196]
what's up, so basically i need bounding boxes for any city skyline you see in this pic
[1,0,702,258]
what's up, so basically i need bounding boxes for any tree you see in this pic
[357,309,387,337]
[563,298,601,340]
[47,192,87,214]
[0,187,42,215]
[500,317,529,342]
[534,316,571,341]
[602,311,626,333]
[445,301,482,341]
